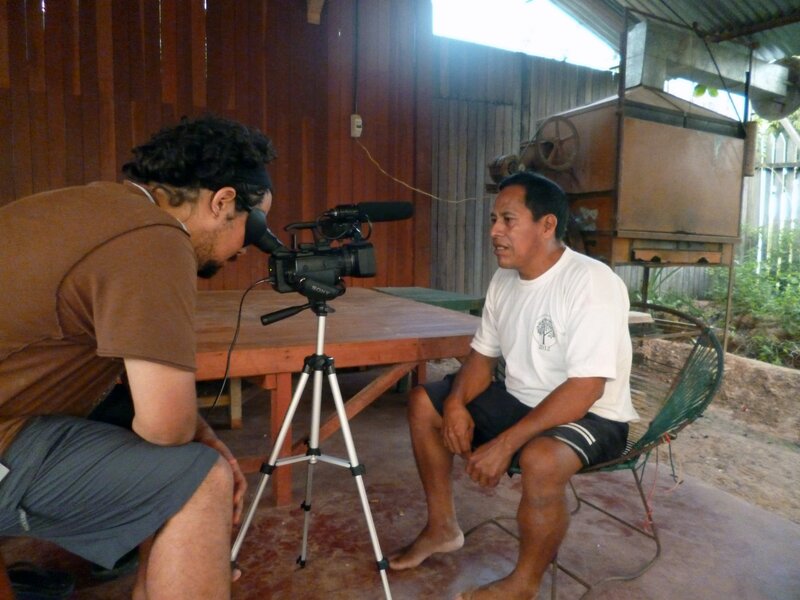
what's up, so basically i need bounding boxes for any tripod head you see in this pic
[260,295,337,326]
[292,276,346,302]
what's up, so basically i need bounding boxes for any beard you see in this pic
[197,260,223,279]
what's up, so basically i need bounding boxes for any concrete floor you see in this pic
[3,364,799,599]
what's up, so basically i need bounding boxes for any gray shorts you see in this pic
[0,416,218,569]
[424,375,629,468]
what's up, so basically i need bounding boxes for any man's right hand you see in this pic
[441,400,474,457]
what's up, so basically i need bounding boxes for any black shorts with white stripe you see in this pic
[538,412,629,468]
[423,375,628,470]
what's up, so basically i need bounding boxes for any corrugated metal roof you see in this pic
[553,0,800,64]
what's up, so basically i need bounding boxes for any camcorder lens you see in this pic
[269,242,376,294]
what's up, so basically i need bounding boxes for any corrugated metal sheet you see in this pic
[554,0,800,64]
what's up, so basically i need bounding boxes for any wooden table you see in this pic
[195,287,480,505]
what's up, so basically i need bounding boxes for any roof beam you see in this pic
[706,9,800,43]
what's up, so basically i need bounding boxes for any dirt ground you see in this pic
[676,350,800,524]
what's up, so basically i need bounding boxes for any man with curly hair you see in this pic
[0,115,276,599]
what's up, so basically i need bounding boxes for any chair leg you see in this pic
[465,519,567,600]
[465,467,662,598]
[545,467,663,599]
[464,479,597,600]
[463,516,518,540]
[566,467,662,595]
[567,479,581,515]
[229,377,242,429]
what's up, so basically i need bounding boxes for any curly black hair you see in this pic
[122,115,277,211]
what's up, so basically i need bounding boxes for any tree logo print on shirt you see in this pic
[535,315,557,350]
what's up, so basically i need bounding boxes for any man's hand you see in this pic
[439,349,496,457]
[465,436,515,488]
[442,400,475,457]
[194,417,248,525]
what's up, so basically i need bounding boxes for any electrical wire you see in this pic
[352,0,360,114]
[355,139,491,205]
[207,276,271,413]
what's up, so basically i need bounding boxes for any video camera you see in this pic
[244,201,413,301]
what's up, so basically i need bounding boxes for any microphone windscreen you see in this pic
[356,201,413,222]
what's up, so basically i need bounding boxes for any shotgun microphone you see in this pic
[324,201,413,223]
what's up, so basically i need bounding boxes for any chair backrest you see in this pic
[617,302,724,466]
[501,302,724,475]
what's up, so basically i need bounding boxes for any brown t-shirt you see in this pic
[0,182,198,453]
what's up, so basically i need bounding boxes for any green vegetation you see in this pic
[640,224,800,369]
[711,225,800,368]
[692,83,719,98]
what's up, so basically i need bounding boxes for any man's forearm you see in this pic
[445,350,497,408]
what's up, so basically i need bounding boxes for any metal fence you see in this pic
[745,129,800,265]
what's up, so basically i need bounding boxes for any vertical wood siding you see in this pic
[0,0,434,291]
[431,39,618,295]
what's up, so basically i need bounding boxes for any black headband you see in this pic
[231,165,272,191]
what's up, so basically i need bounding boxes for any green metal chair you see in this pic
[465,302,725,598]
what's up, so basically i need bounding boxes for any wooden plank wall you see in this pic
[430,38,618,295]
[0,0,434,291]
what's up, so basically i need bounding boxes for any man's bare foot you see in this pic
[389,527,464,570]
[453,576,537,600]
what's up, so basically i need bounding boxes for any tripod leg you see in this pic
[326,370,393,600]
[231,369,312,563]
[298,368,325,567]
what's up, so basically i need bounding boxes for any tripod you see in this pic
[231,298,393,599]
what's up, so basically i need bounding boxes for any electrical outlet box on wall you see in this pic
[350,114,363,138]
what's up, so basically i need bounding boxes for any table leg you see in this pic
[414,360,428,385]
[271,372,294,506]
[229,377,242,429]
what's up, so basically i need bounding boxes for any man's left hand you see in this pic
[465,436,515,488]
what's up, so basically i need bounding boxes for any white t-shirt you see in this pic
[471,247,639,423]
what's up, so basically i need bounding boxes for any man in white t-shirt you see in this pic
[389,171,638,600]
